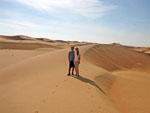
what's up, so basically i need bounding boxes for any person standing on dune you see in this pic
[74,47,81,77]
[67,46,75,76]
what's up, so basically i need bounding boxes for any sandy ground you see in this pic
[0,36,150,113]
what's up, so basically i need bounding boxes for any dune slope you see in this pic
[84,44,150,113]
[84,44,150,71]
[0,45,120,113]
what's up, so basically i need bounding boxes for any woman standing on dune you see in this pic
[74,47,81,77]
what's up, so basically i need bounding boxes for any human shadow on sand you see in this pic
[71,75,105,95]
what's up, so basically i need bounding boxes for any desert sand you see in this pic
[0,35,150,113]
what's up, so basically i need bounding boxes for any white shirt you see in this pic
[74,52,80,62]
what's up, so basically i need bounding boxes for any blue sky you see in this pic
[0,0,150,46]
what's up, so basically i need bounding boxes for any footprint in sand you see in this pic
[90,110,94,113]
[98,106,101,109]
[88,87,91,89]
[90,95,94,98]
[51,90,56,94]
[42,99,46,103]
[34,111,39,113]
[63,79,67,82]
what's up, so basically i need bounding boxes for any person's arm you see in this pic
[68,51,70,61]
[79,54,81,63]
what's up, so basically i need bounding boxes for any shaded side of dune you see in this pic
[0,41,62,50]
[84,44,150,71]
[84,45,150,113]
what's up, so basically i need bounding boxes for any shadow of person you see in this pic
[72,75,105,94]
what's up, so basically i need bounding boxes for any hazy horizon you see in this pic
[0,0,150,46]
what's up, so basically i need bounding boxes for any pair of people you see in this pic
[68,46,80,77]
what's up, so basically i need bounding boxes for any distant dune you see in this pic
[0,35,67,49]
[131,47,150,55]
[84,44,150,71]
[0,35,87,49]
[0,35,150,113]
[0,35,36,40]
[0,41,62,50]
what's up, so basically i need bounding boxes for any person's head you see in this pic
[75,47,79,55]
[75,47,79,51]
[71,46,74,51]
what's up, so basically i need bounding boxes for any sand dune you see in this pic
[132,47,150,55]
[0,49,57,70]
[0,35,63,50]
[0,35,36,40]
[110,71,150,113]
[0,37,150,113]
[0,41,62,50]
[0,35,87,49]
[0,45,119,113]
[84,44,150,71]
[84,44,150,113]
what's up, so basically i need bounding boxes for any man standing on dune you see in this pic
[67,46,75,76]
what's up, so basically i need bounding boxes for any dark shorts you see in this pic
[69,61,74,68]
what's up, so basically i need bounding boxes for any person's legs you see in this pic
[69,61,74,75]
[75,67,77,75]
[72,67,74,75]
[68,67,71,75]
[74,62,77,75]
[74,62,79,76]
[68,61,75,76]
[77,65,79,76]
[68,61,71,75]
[72,61,75,75]
[76,65,79,76]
